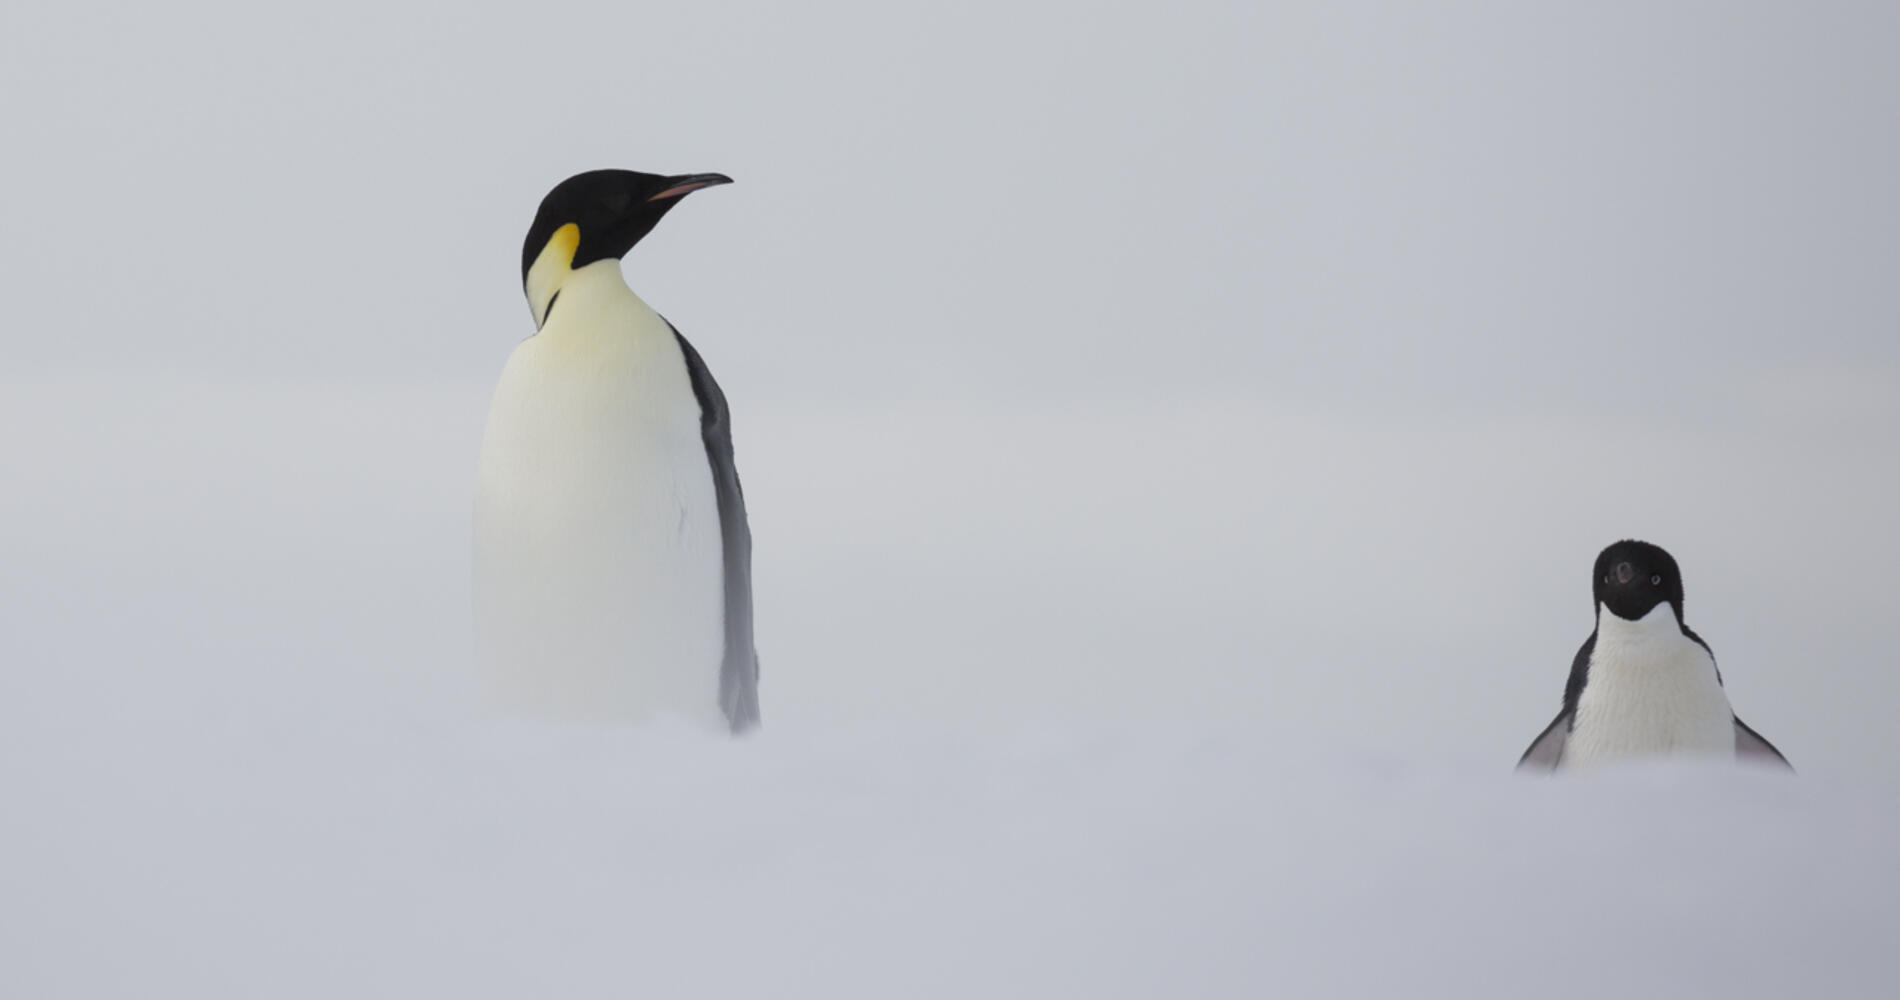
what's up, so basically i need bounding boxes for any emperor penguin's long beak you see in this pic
[648,173,734,202]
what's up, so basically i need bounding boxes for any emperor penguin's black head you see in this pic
[519,168,732,328]
[1592,539,1685,623]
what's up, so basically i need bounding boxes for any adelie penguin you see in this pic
[473,169,760,733]
[1518,540,1789,772]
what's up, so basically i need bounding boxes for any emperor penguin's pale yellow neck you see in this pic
[523,224,647,331]
[524,223,577,328]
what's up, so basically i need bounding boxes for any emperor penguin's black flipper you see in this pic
[669,320,760,733]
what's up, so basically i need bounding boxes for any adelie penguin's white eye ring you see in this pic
[1651,575,1662,585]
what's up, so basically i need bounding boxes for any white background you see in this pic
[2,3,1895,996]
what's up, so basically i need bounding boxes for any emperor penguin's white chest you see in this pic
[1563,605,1736,768]
[472,262,725,728]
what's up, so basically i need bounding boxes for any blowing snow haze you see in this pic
[1,3,1896,997]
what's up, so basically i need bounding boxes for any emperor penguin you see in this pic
[473,169,759,733]
[1517,540,1789,772]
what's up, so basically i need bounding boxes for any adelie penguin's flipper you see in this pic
[1517,710,1571,772]
[1733,717,1792,770]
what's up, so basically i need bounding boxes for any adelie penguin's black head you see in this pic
[1592,539,1686,623]
[520,168,732,328]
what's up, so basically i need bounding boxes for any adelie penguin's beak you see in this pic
[1614,562,1635,585]
[648,173,734,202]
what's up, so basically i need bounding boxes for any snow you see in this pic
[6,3,1898,993]
[0,366,1892,996]
[4,702,1892,998]
[1,375,1894,998]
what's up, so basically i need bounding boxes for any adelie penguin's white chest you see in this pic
[1563,605,1736,768]
[472,262,725,728]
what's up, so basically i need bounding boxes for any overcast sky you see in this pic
[1,2,1896,776]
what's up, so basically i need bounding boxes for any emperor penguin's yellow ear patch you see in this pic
[525,223,581,329]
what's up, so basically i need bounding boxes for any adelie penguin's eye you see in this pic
[1651,575,1662,585]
